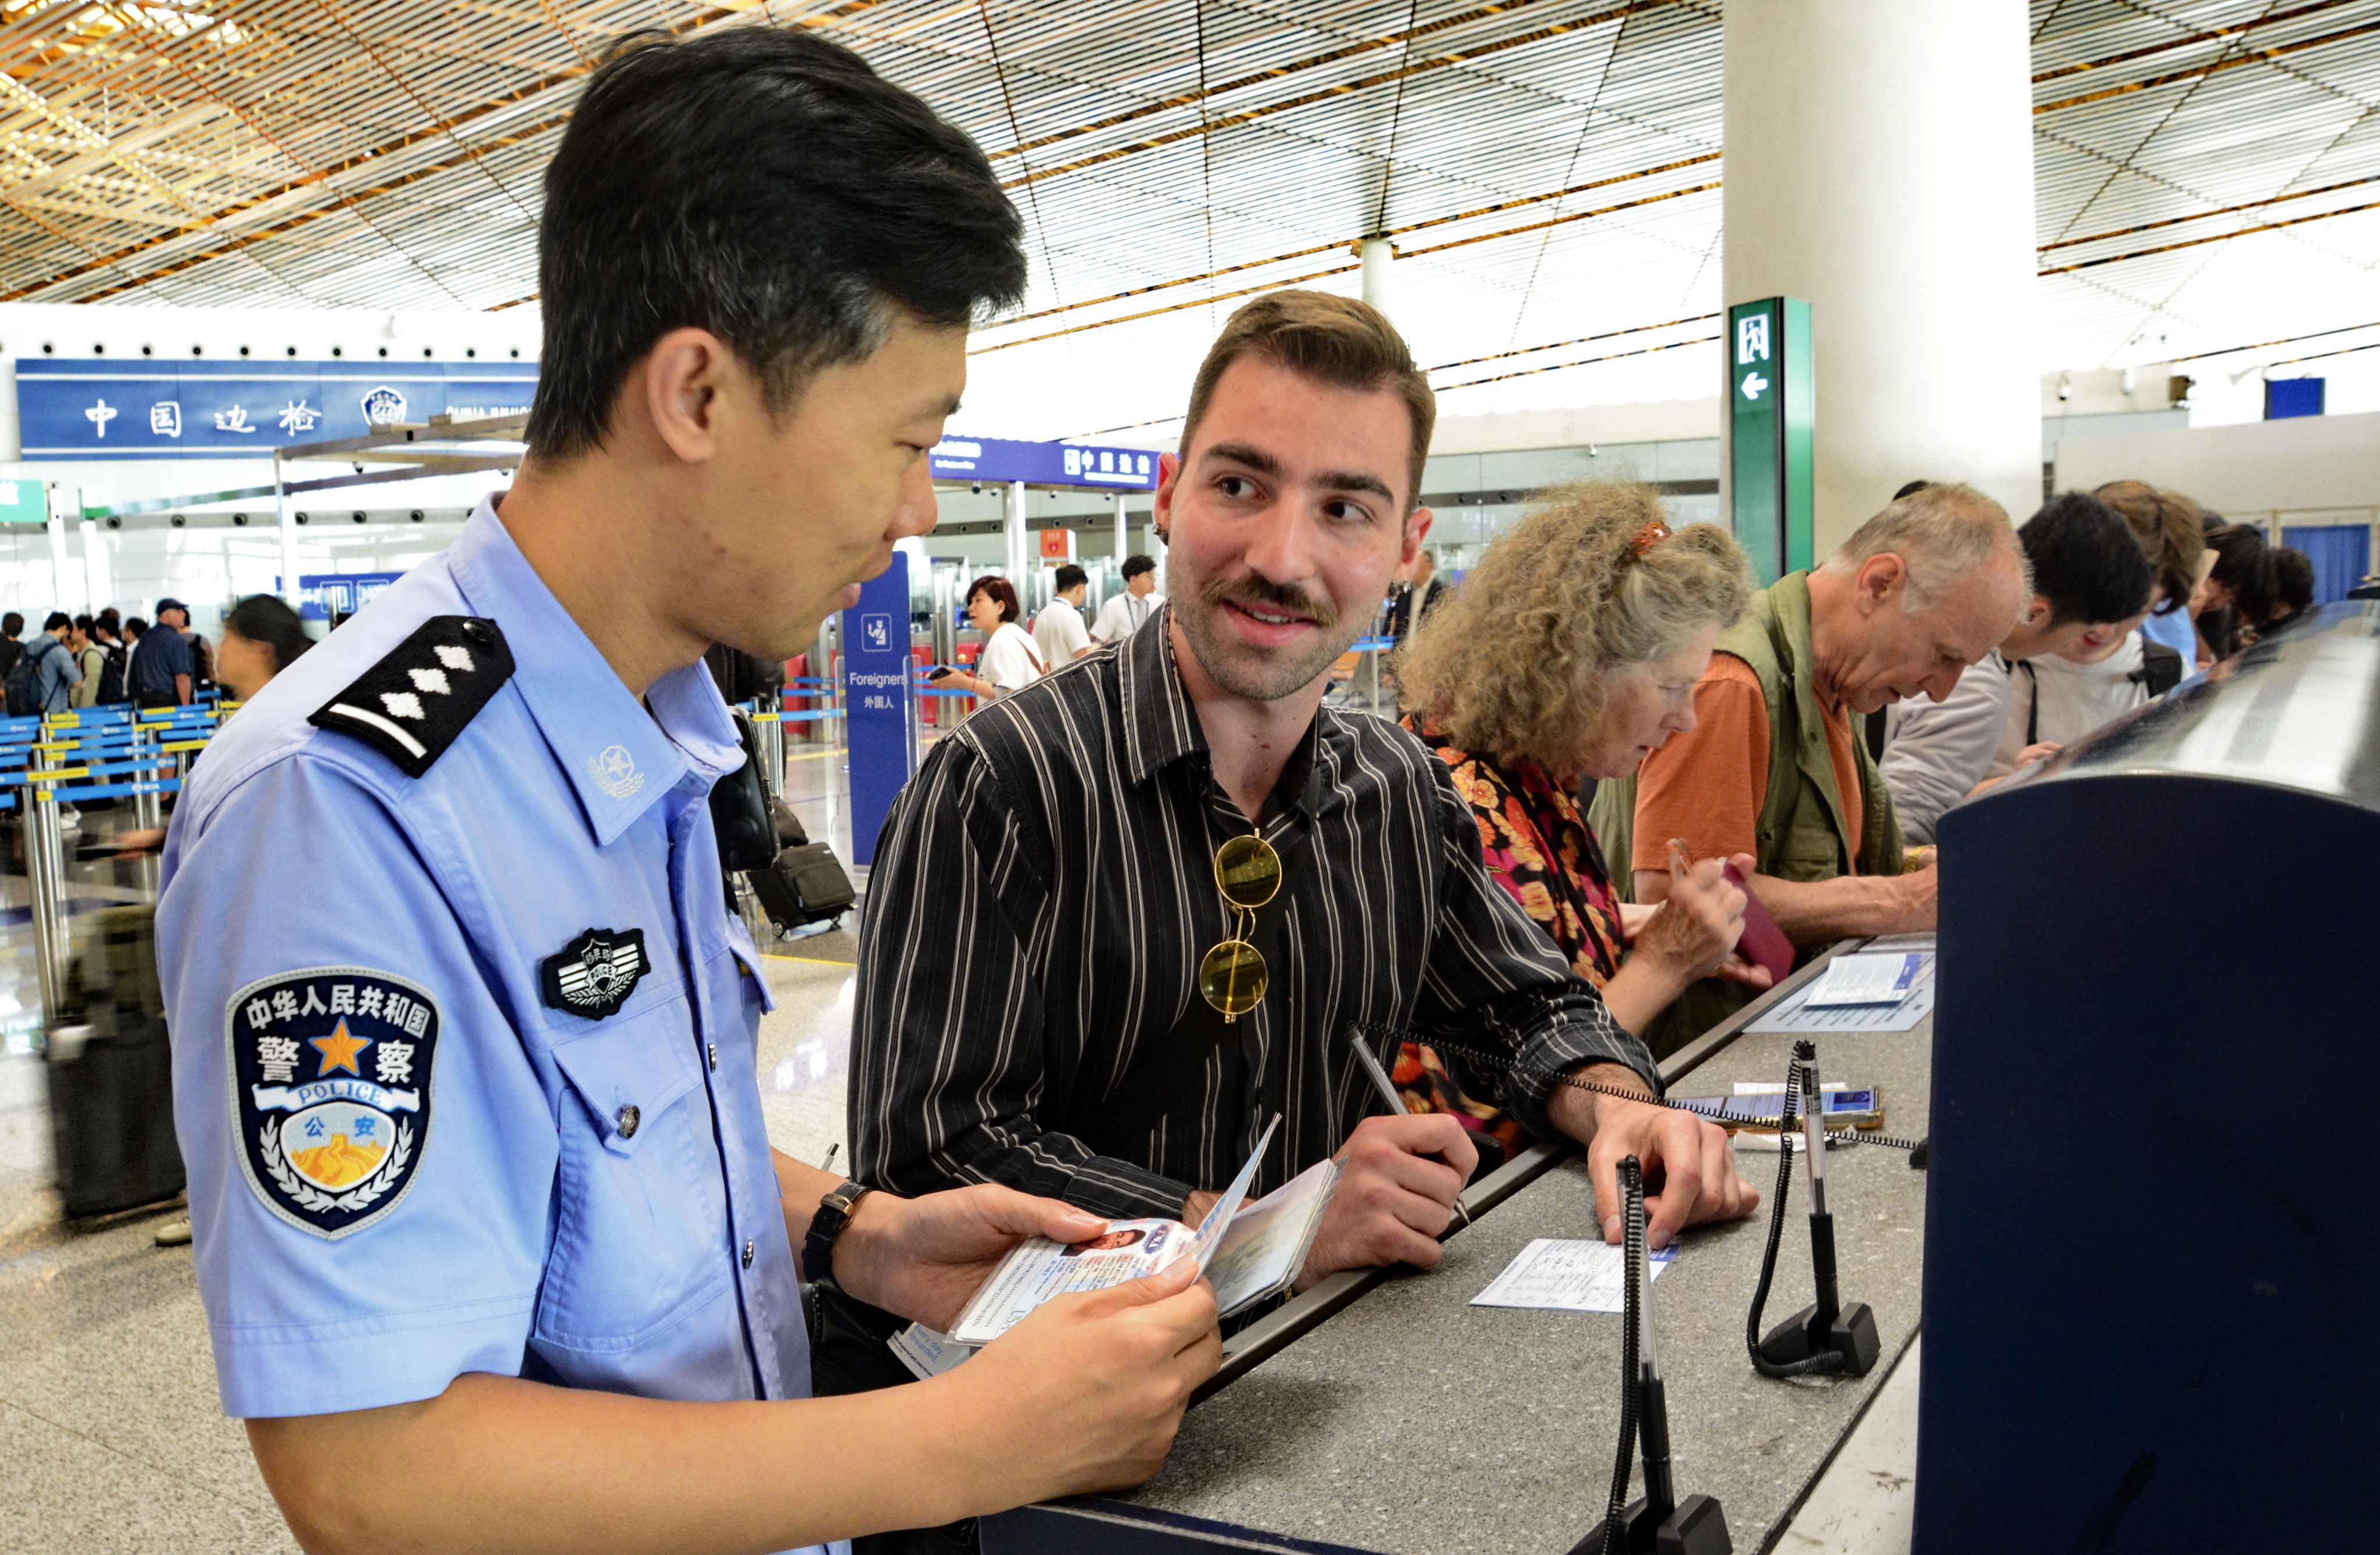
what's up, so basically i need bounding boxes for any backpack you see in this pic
[95,642,128,705]
[5,636,58,717]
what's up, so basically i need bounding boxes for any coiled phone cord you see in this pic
[1369,1027,1928,1158]
[1743,1043,1848,1379]
[1600,1155,1649,1550]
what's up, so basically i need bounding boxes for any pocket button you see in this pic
[741,1239,755,1269]
[615,1103,640,1140]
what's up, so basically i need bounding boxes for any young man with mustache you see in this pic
[841,292,1758,1407]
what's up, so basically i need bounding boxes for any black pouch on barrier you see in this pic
[709,710,779,875]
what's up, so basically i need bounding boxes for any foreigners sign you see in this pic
[929,434,1158,491]
[15,359,539,461]
[1726,298,1814,586]
[841,551,917,868]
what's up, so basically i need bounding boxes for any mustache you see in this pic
[1199,573,1339,631]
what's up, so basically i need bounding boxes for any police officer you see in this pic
[158,29,1217,1555]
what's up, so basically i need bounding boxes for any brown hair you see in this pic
[1395,483,1754,777]
[966,574,1021,624]
[1179,290,1436,510]
[2092,480,2206,613]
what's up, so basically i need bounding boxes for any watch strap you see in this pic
[802,1179,872,1284]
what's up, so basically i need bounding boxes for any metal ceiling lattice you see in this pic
[2,0,2375,433]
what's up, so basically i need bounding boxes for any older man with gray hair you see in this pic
[1589,482,2027,1050]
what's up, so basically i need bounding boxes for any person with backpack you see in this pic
[70,615,105,708]
[89,617,129,705]
[0,612,23,688]
[6,610,81,718]
[1878,491,2156,845]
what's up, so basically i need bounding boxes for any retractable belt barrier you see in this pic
[5,703,231,1022]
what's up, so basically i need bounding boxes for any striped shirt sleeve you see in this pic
[850,734,1192,1221]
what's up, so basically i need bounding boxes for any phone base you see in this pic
[1758,1300,1880,1377]
[1567,1493,1732,1555]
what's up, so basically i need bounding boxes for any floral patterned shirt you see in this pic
[1395,714,1628,1159]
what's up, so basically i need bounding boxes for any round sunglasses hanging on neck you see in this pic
[1200,827,1286,1021]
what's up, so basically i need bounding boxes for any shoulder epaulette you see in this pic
[309,615,514,778]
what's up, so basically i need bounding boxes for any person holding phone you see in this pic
[940,575,1046,701]
[1394,482,1774,1136]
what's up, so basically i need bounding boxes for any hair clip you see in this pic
[1628,520,1673,558]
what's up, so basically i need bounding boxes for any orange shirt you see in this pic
[1630,653,1865,877]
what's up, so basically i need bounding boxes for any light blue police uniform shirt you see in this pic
[161,500,827,1549]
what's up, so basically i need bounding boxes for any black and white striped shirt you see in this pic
[851,611,1655,1218]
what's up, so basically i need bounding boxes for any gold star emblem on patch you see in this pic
[309,1018,369,1078]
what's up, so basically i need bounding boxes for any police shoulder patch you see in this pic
[310,615,514,778]
[228,968,439,1240]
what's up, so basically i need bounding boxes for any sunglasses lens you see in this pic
[1199,939,1268,1017]
[1213,833,1282,910]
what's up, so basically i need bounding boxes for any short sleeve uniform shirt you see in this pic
[160,498,826,1552]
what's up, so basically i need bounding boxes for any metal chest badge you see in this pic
[541,927,650,1021]
[228,968,438,1240]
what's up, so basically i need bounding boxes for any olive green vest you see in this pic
[1587,571,1904,1055]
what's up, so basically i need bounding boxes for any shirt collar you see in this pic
[1116,605,1327,820]
[446,495,743,847]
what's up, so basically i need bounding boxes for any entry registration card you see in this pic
[1471,1238,1675,1313]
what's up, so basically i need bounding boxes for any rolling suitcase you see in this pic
[46,904,185,1219]
[750,797,857,930]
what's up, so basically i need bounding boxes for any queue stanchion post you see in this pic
[759,704,787,803]
[25,775,69,1026]
[131,723,164,899]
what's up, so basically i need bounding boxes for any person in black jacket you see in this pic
[1385,548,1448,641]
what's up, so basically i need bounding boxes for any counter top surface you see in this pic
[1121,954,1934,1554]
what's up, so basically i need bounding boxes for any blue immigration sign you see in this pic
[15,358,539,461]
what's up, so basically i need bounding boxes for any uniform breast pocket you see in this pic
[537,1002,728,1352]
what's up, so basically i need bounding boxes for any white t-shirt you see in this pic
[1033,595,1092,666]
[1091,590,1165,644]
[1988,631,2152,778]
[977,621,1046,693]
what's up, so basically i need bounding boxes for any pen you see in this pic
[819,1142,840,1174]
[1351,1033,1471,1229]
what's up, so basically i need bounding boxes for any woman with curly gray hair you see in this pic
[1393,484,1769,1140]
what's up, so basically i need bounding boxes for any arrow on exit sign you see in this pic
[1740,371,1769,401]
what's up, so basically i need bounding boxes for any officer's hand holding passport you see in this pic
[782,1159,1224,1503]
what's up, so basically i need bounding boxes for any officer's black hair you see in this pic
[1053,563,1088,594]
[224,594,317,676]
[1121,553,1156,580]
[2019,492,2155,629]
[526,26,1027,458]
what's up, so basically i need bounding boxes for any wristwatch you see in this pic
[802,1179,873,1284]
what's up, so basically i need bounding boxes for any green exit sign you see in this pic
[1727,297,1813,586]
[0,477,48,526]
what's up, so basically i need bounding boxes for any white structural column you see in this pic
[1360,237,1395,317]
[1723,0,2040,550]
[1004,479,1030,584]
